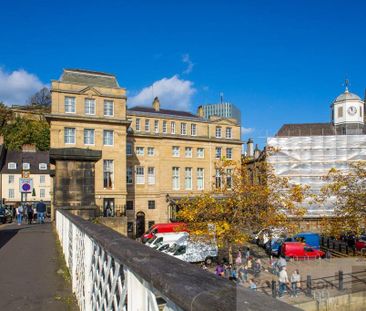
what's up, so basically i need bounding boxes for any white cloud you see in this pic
[182,54,194,74]
[0,68,45,105]
[241,127,254,135]
[129,75,196,111]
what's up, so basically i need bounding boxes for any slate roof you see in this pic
[276,123,336,137]
[60,69,119,88]
[128,106,201,119]
[1,150,50,174]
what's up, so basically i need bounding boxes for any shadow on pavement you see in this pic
[0,227,21,249]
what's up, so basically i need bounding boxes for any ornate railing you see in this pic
[56,209,299,311]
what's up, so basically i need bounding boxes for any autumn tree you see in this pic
[176,158,308,263]
[0,102,14,132]
[320,162,366,236]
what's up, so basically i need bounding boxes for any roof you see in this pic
[276,123,336,136]
[128,106,201,119]
[60,69,119,88]
[1,150,50,174]
[334,89,362,103]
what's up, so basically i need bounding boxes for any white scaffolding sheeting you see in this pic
[267,135,366,217]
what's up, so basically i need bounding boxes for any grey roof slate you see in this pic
[60,69,119,88]
[276,123,336,136]
[128,106,201,119]
[1,150,50,174]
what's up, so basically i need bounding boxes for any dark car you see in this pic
[0,206,13,224]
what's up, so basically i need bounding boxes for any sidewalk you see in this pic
[0,221,78,311]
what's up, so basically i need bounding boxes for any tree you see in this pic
[0,102,14,132]
[320,162,366,236]
[27,87,51,107]
[176,158,308,263]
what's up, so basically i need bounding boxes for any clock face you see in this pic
[348,106,357,115]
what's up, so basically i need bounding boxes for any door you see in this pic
[136,212,145,238]
[103,198,115,217]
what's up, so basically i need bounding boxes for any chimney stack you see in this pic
[22,144,37,152]
[197,106,204,117]
[247,138,254,157]
[152,97,160,112]
[254,144,260,159]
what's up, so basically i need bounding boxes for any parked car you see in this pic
[147,232,189,249]
[355,235,366,251]
[280,242,325,260]
[256,228,286,247]
[142,222,187,243]
[170,241,218,265]
[0,206,13,224]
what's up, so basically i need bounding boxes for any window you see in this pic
[226,169,232,189]
[39,163,47,170]
[64,96,76,113]
[127,167,133,184]
[8,162,17,170]
[40,189,46,198]
[215,169,222,188]
[191,124,197,136]
[8,175,14,184]
[103,160,114,189]
[197,148,204,158]
[154,120,159,133]
[148,167,155,185]
[216,126,222,138]
[171,121,176,134]
[22,163,30,170]
[8,189,14,199]
[226,148,233,159]
[136,147,144,156]
[126,143,132,156]
[84,129,95,145]
[197,168,204,190]
[172,146,180,157]
[126,201,134,210]
[172,167,180,190]
[145,119,150,132]
[85,98,95,115]
[215,147,222,159]
[103,130,114,146]
[185,167,192,190]
[185,147,192,158]
[104,100,114,116]
[136,118,141,131]
[147,147,155,156]
[64,128,76,144]
[136,166,145,184]
[148,221,155,229]
[148,200,156,209]
[163,121,167,133]
[338,107,343,118]
[226,127,232,139]
[181,123,187,135]
[40,175,46,184]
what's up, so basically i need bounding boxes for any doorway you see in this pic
[136,211,145,238]
[103,198,115,217]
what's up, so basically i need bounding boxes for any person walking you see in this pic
[215,263,224,277]
[16,205,23,225]
[253,258,262,277]
[239,264,248,283]
[278,266,289,297]
[26,204,33,224]
[33,206,37,222]
[290,269,301,297]
[235,251,242,266]
[36,200,46,224]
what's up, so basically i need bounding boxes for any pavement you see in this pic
[0,221,78,311]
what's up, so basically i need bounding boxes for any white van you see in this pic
[170,240,218,264]
[148,232,188,249]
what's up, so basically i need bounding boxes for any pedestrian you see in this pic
[278,266,289,297]
[230,266,238,282]
[249,279,257,291]
[290,269,301,297]
[245,247,250,260]
[36,200,46,224]
[239,264,248,283]
[253,258,262,277]
[225,264,232,279]
[278,256,287,270]
[16,205,23,225]
[33,206,37,222]
[215,263,224,277]
[235,250,242,266]
[26,204,33,224]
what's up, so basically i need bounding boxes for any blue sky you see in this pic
[1,0,365,146]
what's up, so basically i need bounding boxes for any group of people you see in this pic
[15,200,47,225]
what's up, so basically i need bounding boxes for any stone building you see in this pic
[47,69,242,236]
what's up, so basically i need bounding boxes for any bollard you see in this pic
[306,275,312,297]
[353,247,356,256]
[338,243,342,253]
[271,280,277,298]
[339,270,344,291]
[327,238,330,249]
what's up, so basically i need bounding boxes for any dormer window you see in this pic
[39,163,47,170]
[8,162,17,170]
[22,163,30,170]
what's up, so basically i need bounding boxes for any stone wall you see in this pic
[97,217,128,237]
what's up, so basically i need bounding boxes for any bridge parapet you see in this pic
[56,209,299,311]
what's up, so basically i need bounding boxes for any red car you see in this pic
[356,236,366,251]
[281,242,325,260]
[142,222,187,243]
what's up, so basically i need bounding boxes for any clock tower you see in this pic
[332,83,365,135]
